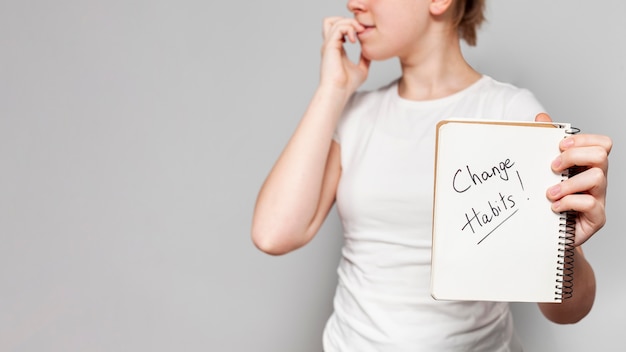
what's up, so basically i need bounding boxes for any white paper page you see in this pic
[430,121,569,302]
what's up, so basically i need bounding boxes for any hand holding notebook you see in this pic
[430,119,578,302]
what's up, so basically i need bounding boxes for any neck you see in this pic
[397,31,481,101]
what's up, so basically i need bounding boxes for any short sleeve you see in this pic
[502,89,547,122]
[332,93,358,144]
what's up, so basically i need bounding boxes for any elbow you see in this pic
[251,221,302,256]
[541,248,597,324]
[539,287,596,324]
[544,307,591,325]
[251,233,292,256]
[548,309,592,325]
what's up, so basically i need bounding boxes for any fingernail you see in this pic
[552,157,562,169]
[549,184,561,196]
[561,138,574,148]
[552,200,561,211]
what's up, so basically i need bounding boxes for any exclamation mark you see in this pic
[516,170,529,200]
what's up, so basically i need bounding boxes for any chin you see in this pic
[361,46,395,62]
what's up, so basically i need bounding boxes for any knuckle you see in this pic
[593,134,613,150]
[589,167,605,184]
[581,195,597,212]
[590,148,608,166]
[599,209,607,228]
[597,211,607,228]
[605,136,613,153]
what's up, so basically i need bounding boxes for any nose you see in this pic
[347,0,365,13]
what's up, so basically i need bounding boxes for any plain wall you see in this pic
[0,0,624,351]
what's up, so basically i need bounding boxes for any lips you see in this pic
[358,24,375,36]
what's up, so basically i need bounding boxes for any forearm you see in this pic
[251,85,350,254]
[538,246,596,324]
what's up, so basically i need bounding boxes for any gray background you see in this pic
[1,0,623,351]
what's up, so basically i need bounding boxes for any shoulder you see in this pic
[334,80,398,141]
[348,79,398,112]
[472,76,546,121]
[476,76,536,101]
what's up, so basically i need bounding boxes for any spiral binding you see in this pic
[556,211,576,300]
[555,125,580,301]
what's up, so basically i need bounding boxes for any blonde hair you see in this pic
[453,0,486,46]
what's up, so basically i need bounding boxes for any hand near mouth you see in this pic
[319,16,371,94]
[357,23,375,33]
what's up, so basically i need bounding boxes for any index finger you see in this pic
[323,17,344,39]
[560,134,612,154]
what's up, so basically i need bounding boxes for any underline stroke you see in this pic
[476,209,520,245]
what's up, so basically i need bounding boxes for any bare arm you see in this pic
[251,90,346,255]
[251,17,369,255]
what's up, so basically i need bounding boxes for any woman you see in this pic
[252,0,611,350]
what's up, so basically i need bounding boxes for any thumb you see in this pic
[534,112,553,123]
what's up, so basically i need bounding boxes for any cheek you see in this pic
[360,27,415,61]
[359,40,397,61]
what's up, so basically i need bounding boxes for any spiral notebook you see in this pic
[430,119,577,303]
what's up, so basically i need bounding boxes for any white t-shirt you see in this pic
[324,75,545,352]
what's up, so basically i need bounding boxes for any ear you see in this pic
[429,0,454,16]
